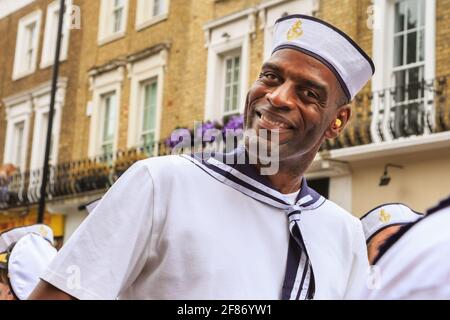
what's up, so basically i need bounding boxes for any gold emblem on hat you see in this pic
[379,209,391,223]
[39,226,48,238]
[287,20,304,41]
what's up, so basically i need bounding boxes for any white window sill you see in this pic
[12,68,36,81]
[97,30,126,46]
[136,13,168,31]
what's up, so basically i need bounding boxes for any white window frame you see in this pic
[98,0,129,46]
[203,9,255,122]
[139,79,158,149]
[40,0,72,69]
[29,80,66,170]
[99,91,118,156]
[371,0,436,143]
[135,0,170,31]
[257,0,317,61]
[222,50,242,117]
[2,96,33,172]
[12,10,42,80]
[127,50,167,152]
[88,67,124,158]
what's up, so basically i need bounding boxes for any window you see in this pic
[127,52,166,152]
[12,122,25,167]
[223,54,241,117]
[101,92,117,156]
[88,67,124,158]
[204,10,254,122]
[140,80,158,152]
[29,79,66,171]
[13,10,42,79]
[113,0,125,33]
[41,0,72,68]
[2,98,32,172]
[136,0,169,30]
[98,0,129,45]
[370,0,435,143]
[391,0,425,138]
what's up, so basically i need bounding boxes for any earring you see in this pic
[335,119,342,127]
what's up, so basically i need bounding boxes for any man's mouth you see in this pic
[255,111,293,132]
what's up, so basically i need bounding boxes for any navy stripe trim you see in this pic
[296,257,309,300]
[186,155,288,206]
[281,236,302,300]
[292,222,315,299]
[273,44,351,102]
[275,14,375,74]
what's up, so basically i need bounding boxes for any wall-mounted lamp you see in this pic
[379,163,404,186]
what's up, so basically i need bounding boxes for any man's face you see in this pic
[244,49,350,162]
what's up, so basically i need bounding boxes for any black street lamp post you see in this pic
[37,0,65,223]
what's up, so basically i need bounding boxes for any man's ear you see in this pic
[325,105,352,139]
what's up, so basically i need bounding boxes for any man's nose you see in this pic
[265,81,296,111]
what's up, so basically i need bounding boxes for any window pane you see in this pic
[394,70,406,102]
[226,68,231,84]
[224,87,231,112]
[233,57,240,83]
[393,35,404,67]
[408,67,422,100]
[26,22,36,69]
[223,55,241,115]
[406,31,417,64]
[103,94,116,145]
[142,82,158,132]
[232,84,239,111]
[153,0,161,16]
[394,1,406,32]
[418,29,425,62]
[419,0,425,26]
[141,132,155,150]
[406,0,418,30]
[114,9,123,32]
[14,122,25,166]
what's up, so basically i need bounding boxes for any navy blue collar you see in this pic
[182,146,323,209]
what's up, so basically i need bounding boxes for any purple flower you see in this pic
[165,128,192,149]
[195,121,223,143]
[223,114,244,139]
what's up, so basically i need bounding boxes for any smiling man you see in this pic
[30,15,374,300]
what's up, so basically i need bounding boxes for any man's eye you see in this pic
[301,89,318,100]
[260,72,278,81]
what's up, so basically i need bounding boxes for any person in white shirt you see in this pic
[358,196,450,299]
[29,14,374,300]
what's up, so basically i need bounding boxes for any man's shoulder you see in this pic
[320,199,360,225]
[133,154,202,180]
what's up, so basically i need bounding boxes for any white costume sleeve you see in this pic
[41,161,155,300]
[344,218,370,299]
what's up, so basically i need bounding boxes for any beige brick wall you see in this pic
[0,0,84,166]
[437,0,450,78]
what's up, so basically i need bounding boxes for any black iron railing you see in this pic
[322,74,449,151]
[0,142,173,210]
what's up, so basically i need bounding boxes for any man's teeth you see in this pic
[261,114,289,129]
